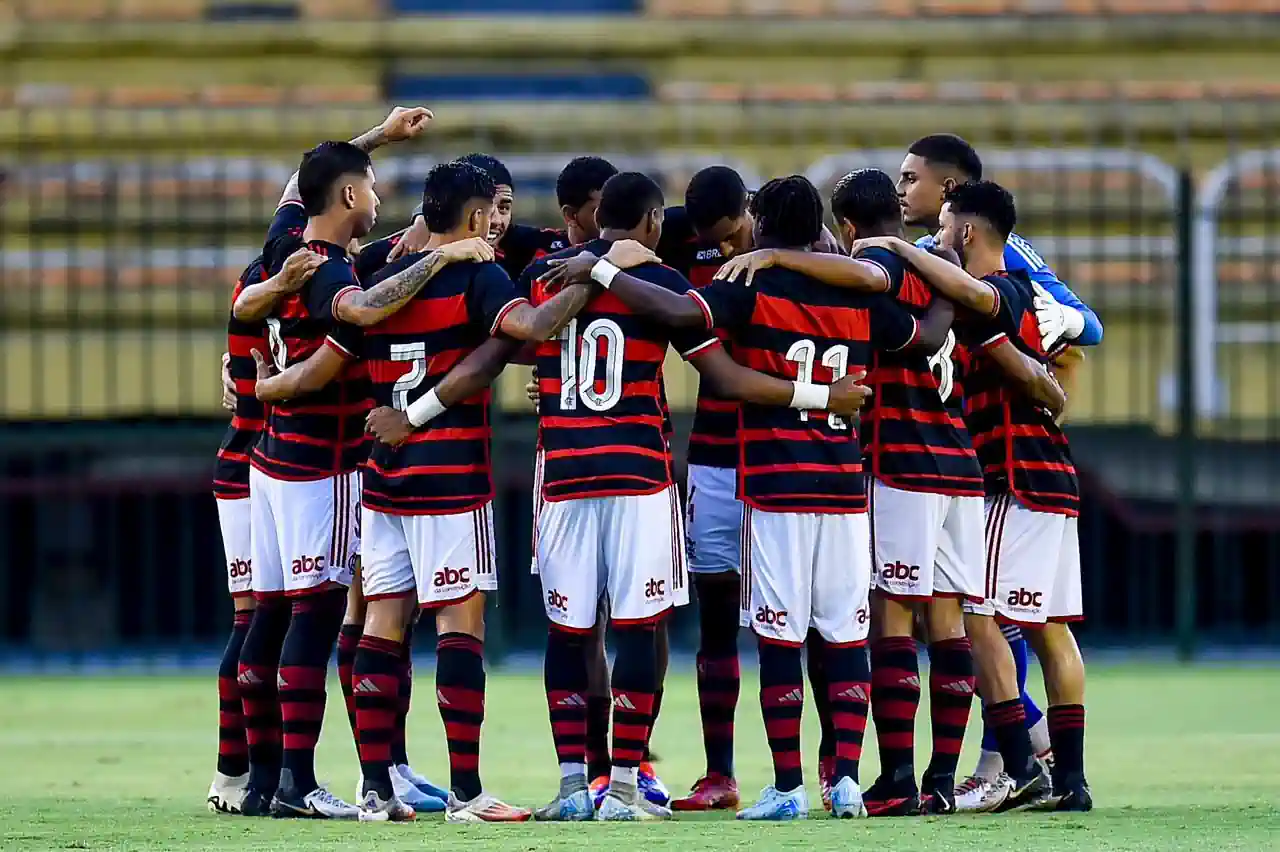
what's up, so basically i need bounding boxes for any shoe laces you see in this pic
[310,787,351,808]
[956,775,987,794]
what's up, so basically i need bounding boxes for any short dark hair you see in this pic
[597,172,665,231]
[751,175,824,248]
[456,153,513,189]
[831,168,900,233]
[944,180,1016,240]
[685,165,747,232]
[908,134,983,182]
[556,156,618,210]
[420,162,497,233]
[297,141,373,217]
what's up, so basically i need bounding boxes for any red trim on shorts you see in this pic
[611,609,670,627]
[875,589,934,603]
[549,622,596,635]
[286,580,348,597]
[215,493,250,502]
[253,590,287,601]
[230,590,256,600]
[995,613,1049,629]
[365,591,414,602]
[1047,614,1085,623]
[934,590,988,605]
[419,587,482,611]
[752,632,804,649]
[823,639,868,649]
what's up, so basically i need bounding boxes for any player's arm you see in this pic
[232,248,326,321]
[366,336,524,446]
[855,236,1001,317]
[911,295,955,353]
[985,339,1067,419]
[497,283,594,342]
[333,238,494,327]
[1031,276,1102,348]
[538,249,707,328]
[688,346,872,419]
[250,340,350,402]
[714,248,891,292]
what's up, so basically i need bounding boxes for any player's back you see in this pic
[531,238,714,501]
[251,240,371,480]
[728,266,885,514]
[962,268,1077,515]
[857,247,983,496]
[362,255,523,514]
[214,258,271,498]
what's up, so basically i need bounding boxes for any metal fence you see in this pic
[1,106,1277,659]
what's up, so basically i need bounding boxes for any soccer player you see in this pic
[529,173,873,822]
[208,248,323,815]
[857,180,1092,812]
[898,133,1100,805]
[335,161,596,823]
[542,175,950,821]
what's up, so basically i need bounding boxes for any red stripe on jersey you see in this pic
[870,406,965,425]
[367,293,467,336]
[539,414,665,429]
[545,445,670,462]
[365,459,489,477]
[752,292,871,341]
[743,462,861,475]
[899,271,931,308]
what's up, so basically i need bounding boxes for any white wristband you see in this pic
[1061,304,1086,340]
[789,382,830,411]
[590,258,622,289]
[406,387,447,428]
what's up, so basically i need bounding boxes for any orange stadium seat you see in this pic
[299,0,385,18]
[11,84,376,108]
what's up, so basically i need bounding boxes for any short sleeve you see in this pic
[868,294,920,352]
[325,322,362,361]
[687,275,757,335]
[263,201,307,260]
[961,275,1025,351]
[304,259,360,323]
[853,246,907,298]
[467,263,528,336]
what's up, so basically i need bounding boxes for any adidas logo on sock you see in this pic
[901,675,921,689]
[779,688,804,703]
[237,670,262,687]
[437,689,450,706]
[276,672,289,689]
[353,678,381,694]
[838,685,868,702]
[557,693,587,708]
[613,694,636,711]
[941,680,974,695]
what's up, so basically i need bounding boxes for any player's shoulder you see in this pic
[633,261,693,293]
[371,249,425,284]
[853,245,905,275]
[1003,231,1049,271]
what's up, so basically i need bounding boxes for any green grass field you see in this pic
[2,663,1278,851]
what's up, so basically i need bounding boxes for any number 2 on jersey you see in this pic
[389,342,427,411]
[927,330,957,403]
[559,317,626,412]
[786,339,849,430]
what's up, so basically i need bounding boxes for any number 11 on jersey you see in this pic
[786,339,849,430]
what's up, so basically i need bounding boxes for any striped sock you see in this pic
[545,628,590,769]
[353,634,402,800]
[436,633,486,801]
[870,636,920,781]
[823,640,871,784]
[216,610,253,778]
[926,638,976,780]
[758,639,805,792]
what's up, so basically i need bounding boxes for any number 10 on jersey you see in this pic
[559,317,626,412]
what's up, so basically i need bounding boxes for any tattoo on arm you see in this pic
[348,126,388,154]
[535,283,593,340]
[355,251,448,311]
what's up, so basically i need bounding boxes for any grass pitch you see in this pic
[1,663,1277,851]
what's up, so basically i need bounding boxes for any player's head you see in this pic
[939,180,1016,268]
[899,134,983,228]
[556,156,618,244]
[297,141,378,239]
[457,153,514,246]
[686,165,753,259]
[420,161,498,241]
[750,175,824,250]
[597,171,666,250]
[830,168,903,250]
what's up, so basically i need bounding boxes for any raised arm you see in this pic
[334,238,493,327]
[251,344,348,402]
[233,248,326,321]
[365,337,524,446]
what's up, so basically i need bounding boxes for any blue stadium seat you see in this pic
[387,73,650,101]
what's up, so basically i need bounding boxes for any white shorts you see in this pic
[965,492,1083,625]
[249,467,359,597]
[869,481,984,603]
[216,495,254,598]
[361,504,498,609]
[530,450,544,576]
[740,506,873,646]
[686,464,742,574]
[536,487,689,631]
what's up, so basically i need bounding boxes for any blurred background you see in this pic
[0,0,1277,665]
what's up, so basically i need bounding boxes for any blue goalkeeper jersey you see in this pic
[916,231,1103,346]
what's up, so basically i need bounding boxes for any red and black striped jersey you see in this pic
[959,269,1078,516]
[690,266,919,514]
[250,238,372,481]
[362,255,527,515]
[499,223,570,280]
[213,258,271,499]
[858,247,984,496]
[682,243,738,470]
[527,238,719,501]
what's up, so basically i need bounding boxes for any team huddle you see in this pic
[209,106,1102,824]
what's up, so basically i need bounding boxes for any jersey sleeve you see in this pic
[325,322,363,360]
[867,294,920,352]
[646,266,720,359]
[263,201,307,261]
[853,246,907,298]
[468,263,528,336]
[959,275,1026,351]
[304,259,361,324]
[686,275,756,334]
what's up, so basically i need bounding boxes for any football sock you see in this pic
[981,627,1044,751]
[216,609,253,778]
[392,622,414,767]
[609,624,658,777]
[870,636,920,781]
[985,698,1035,781]
[926,638,976,780]
[545,627,590,772]
[237,598,290,793]
[806,629,836,761]
[436,632,486,802]
[642,687,663,763]
[823,639,871,784]
[693,573,740,777]
[278,589,346,793]
[585,696,612,779]
[1047,704,1086,784]
[353,634,402,800]
[336,623,362,743]
[757,639,805,792]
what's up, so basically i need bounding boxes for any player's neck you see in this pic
[568,224,597,246]
[302,214,356,251]
[422,229,474,251]
[964,247,1005,279]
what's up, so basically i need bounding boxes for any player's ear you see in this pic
[341,183,356,210]
[560,204,578,228]
[838,218,856,252]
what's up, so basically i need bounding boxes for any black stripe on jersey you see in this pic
[214,259,270,499]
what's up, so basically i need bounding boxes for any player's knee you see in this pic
[364,595,413,641]
[924,597,966,641]
[436,592,486,640]
[233,596,258,614]
[873,592,916,637]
